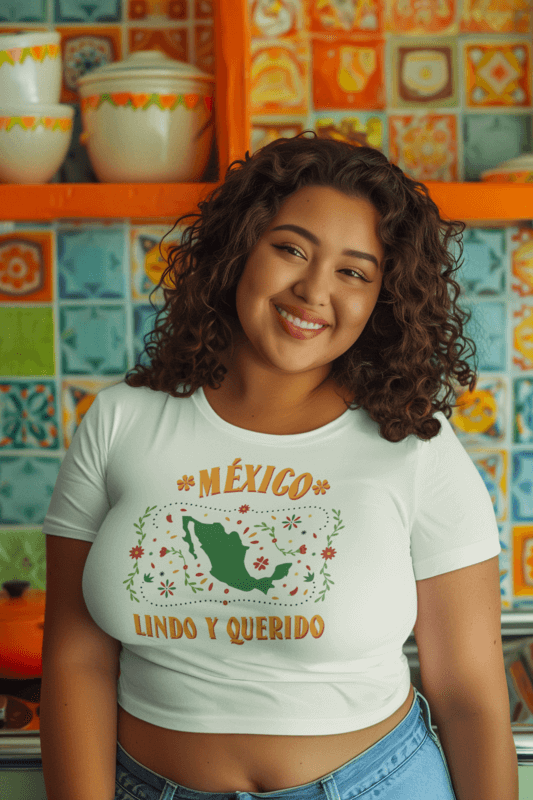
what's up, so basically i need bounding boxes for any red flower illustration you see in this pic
[129,545,144,559]
[253,555,269,571]
[321,546,336,560]
[299,544,307,554]
[238,504,250,513]
[160,547,168,557]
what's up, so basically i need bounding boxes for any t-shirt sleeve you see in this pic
[42,391,111,543]
[410,411,501,581]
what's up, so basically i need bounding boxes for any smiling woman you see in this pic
[40,131,515,800]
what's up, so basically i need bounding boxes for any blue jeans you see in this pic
[114,688,457,800]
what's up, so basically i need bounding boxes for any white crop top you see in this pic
[42,381,501,735]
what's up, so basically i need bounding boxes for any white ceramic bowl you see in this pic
[0,31,62,105]
[481,153,533,183]
[77,50,215,183]
[0,103,74,184]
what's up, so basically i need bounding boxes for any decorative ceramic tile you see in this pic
[512,302,533,370]
[250,122,304,154]
[0,232,53,302]
[58,26,122,103]
[250,37,309,115]
[250,0,304,38]
[134,304,162,365]
[194,23,214,74]
[0,308,54,377]
[497,525,512,609]
[467,449,508,521]
[390,38,458,108]
[0,456,61,525]
[460,0,531,34]
[450,376,507,445]
[0,529,46,591]
[463,300,507,371]
[514,377,533,444]
[62,377,120,448]
[59,304,128,375]
[307,0,382,33]
[194,0,210,17]
[57,226,126,299]
[0,381,59,450]
[312,111,387,152]
[128,27,188,61]
[130,225,181,301]
[311,36,385,110]
[385,0,457,34]
[0,0,46,23]
[510,227,533,297]
[458,228,506,295]
[512,524,533,599]
[54,0,121,23]
[128,0,188,20]
[512,452,533,520]
[463,113,532,181]
[464,39,532,107]
[388,114,458,181]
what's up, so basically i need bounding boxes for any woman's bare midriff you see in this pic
[116,684,415,793]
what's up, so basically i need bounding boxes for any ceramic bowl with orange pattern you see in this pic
[0,31,62,105]
[481,154,533,183]
[77,50,215,183]
[0,103,74,184]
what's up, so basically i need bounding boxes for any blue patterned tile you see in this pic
[512,451,533,521]
[54,0,121,22]
[463,300,506,371]
[459,228,506,296]
[0,381,59,450]
[133,304,163,366]
[57,227,126,299]
[514,378,533,444]
[60,305,128,375]
[463,113,532,181]
[0,0,46,22]
[0,456,61,524]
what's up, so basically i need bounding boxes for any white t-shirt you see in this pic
[42,381,501,735]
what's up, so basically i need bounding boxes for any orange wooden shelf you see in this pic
[0,180,532,222]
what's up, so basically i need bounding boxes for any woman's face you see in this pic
[233,184,385,378]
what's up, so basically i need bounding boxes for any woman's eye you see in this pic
[340,268,368,281]
[273,245,368,282]
[274,244,304,258]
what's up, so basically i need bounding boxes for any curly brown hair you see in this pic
[125,130,477,443]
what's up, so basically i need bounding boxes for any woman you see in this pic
[40,132,517,800]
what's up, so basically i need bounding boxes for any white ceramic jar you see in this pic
[77,50,215,183]
[0,31,62,105]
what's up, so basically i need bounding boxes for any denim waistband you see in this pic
[116,688,436,800]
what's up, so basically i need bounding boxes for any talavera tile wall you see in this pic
[1,0,533,613]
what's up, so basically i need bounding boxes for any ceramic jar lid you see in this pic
[77,50,215,89]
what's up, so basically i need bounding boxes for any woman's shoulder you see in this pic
[93,380,189,413]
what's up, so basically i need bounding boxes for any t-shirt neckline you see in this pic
[191,385,355,445]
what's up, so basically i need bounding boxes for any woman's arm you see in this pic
[40,535,122,800]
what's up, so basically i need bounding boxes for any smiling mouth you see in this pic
[273,304,328,340]
[274,305,326,330]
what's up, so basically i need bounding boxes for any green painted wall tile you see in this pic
[0,308,54,376]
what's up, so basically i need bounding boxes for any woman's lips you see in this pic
[273,305,328,340]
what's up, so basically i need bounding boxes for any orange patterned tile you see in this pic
[511,227,533,297]
[386,0,457,34]
[128,0,188,21]
[0,232,53,303]
[312,36,385,110]
[250,0,304,38]
[251,122,305,154]
[460,0,531,33]
[194,23,214,74]
[250,37,309,115]
[391,38,458,108]
[307,0,383,33]
[388,113,459,181]
[57,25,122,104]
[512,525,533,597]
[128,27,188,61]
[195,0,212,18]
[313,111,386,150]
[464,39,532,107]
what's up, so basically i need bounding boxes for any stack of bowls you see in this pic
[0,30,74,184]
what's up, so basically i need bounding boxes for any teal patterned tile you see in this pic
[462,300,506,371]
[57,226,126,299]
[54,0,121,22]
[133,304,163,366]
[459,228,506,296]
[0,456,61,525]
[514,377,533,444]
[0,380,59,450]
[60,304,128,375]
[0,0,46,22]
[463,113,532,181]
[512,452,533,521]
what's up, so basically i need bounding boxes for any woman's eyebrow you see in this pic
[270,223,380,269]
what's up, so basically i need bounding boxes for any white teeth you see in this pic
[275,306,323,330]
